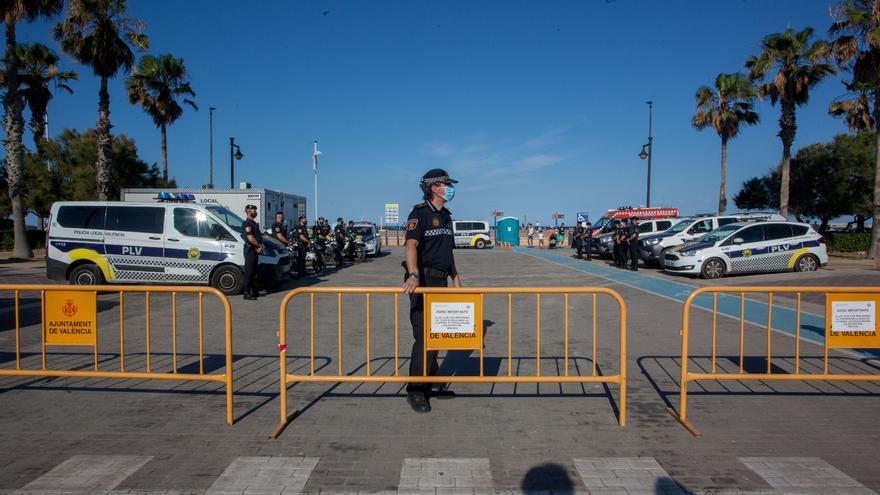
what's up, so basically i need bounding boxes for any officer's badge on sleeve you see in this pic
[245,226,252,233]
[406,219,418,231]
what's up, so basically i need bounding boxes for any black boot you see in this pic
[406,391,431,413]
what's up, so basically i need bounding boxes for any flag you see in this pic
[312,141,322,172]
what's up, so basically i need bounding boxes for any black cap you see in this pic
[420,168,458,188]
[245,204,257,210]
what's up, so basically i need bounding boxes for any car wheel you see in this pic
[794,253,819,272]
[700,258,726,279]
[69,264,105,286]
[658,248,670,269]
[475,239,486,249]
[211,265,244,295]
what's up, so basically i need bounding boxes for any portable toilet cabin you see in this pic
[496,217,520,246]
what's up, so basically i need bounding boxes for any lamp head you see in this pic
[639,149,648,160]
[235,149,244,160]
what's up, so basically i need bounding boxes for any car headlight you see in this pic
[646,238,660,245]
[680,249,701,257]
[602,238,613,244]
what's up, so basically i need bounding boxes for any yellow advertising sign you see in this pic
[45,291,97,346]
[425,293,482,351]
[826,293,880,349]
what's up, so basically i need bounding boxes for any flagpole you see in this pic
[312,140,319,221]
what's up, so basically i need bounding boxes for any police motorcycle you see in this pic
[344,233,367,262]
[310,232,337,273]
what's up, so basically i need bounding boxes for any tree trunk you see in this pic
[778,99,797,218]
[161,122,168,180]
[819,217,829,235]
[719,134,728,214]
[3,15,33,259]
[95,76,113,200]
[30,110,47,152]
[872,90,880,265]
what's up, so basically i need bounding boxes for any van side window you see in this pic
[105,206,164,234]
[763,223,793,241]
[638,223,653,233]
[738,225,764,243]
[57,205,106,229]
[791,225,809,236]
[174,208,230,239]
[717,217,739,226]
[657,220,672,231]
[688,219,712,234]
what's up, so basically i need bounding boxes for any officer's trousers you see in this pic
[618,242,629,267]
[629,242,639,269]
[243,249,258,296]
[334,241,344,265]
[296,246,307,277]
[407,273,447,393]
[583,238,592,260]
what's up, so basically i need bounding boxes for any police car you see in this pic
[452,220,492,249]
[349,222,382,256]
[662,221,827,279]
[45,199,291,295]
[639,212,785,267]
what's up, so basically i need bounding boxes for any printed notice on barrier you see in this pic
[45,291,97,346]
[826,293,880,349]
[425,293,482,350]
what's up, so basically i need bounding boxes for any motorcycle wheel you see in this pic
[356,247,366,262]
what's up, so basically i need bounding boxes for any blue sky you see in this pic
[7,0,854,225]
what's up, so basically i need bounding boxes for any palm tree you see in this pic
[692,73,760,214]
[53,0,148,200]
[126,54,196,181]
[745,27,836,218]
[829,80,874,131]
[829,0,880,262]
[3,0,64,259]
[16,43,78,150]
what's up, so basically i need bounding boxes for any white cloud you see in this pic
[516,154,564,171]
[425,142,453,156]
[524,128,566,148]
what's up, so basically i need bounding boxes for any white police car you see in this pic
[350,222,382,256]
[662,221,827,279]
[46,199,291,295]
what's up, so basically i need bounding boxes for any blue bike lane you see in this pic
[513,246,880,360]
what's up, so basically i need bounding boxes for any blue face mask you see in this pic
[442,184,455,202]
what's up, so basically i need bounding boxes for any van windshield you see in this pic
[205,206,245,234]
[666,219,695,234]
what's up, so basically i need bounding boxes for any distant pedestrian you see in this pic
[538,228,545,248]
[527,223,535,247]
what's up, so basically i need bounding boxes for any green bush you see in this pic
[0,230,45,250]
[824,232,871,252]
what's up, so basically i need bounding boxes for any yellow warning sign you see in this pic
[826,293,880,349]
[425,293,482,351]
[45,291,97,346]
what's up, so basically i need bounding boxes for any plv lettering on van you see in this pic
[45,290,98,346]
[768,244,791,253]
[121,246,143,256]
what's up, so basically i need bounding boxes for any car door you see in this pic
[724,224,765,273]
[761,223,796,272]
[166,207,232,283]
[103,205,166,282]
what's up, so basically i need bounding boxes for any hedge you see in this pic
[824,232,871,253]
[0,230,46,251]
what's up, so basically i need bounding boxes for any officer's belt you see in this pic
[400,261,449,279]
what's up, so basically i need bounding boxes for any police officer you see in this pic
[241,205,263,300]
[271,212,290,247]
[345,220,356,260]
[616,220,629,268]
[333,217,346,266]
[583,221,593,261]
[294,215,310,278]
[627,216,640,271]
[402,168,461,413]
[611,220,622,266]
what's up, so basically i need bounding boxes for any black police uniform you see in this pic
[294,223,310,277]
[333,223,346,265]
[242,217,263,297]
[611,224,621,265]
[617,223,630,268]
[627,222,640,270]
[583,226,593,260]
[271,221,287,245]
[404,200,456,394]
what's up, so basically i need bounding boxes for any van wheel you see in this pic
[211,265,244,295]
[658,248,670,269]
[794,254,819,272]
[475,239,487,249]
[69,264,105,286]
[700,258,726,279]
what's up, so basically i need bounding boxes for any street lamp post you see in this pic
[229,137,243,189]
[638,100,653,207]
[209,107,216,188]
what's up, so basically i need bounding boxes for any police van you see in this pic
[452,220,492,249]
[662,221,827,279]
[639,212,785,267]
[45,198,291,295]
[593,218,677,257]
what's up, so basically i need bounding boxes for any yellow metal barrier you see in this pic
[272,287,626,437]
[0,284,234,425]
[673,286,880,436]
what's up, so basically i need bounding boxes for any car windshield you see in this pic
[205,206,246,234]
[699,224,741,244]
[593,217,609,230]
[666,219,695,234]
[352,226,373,236]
